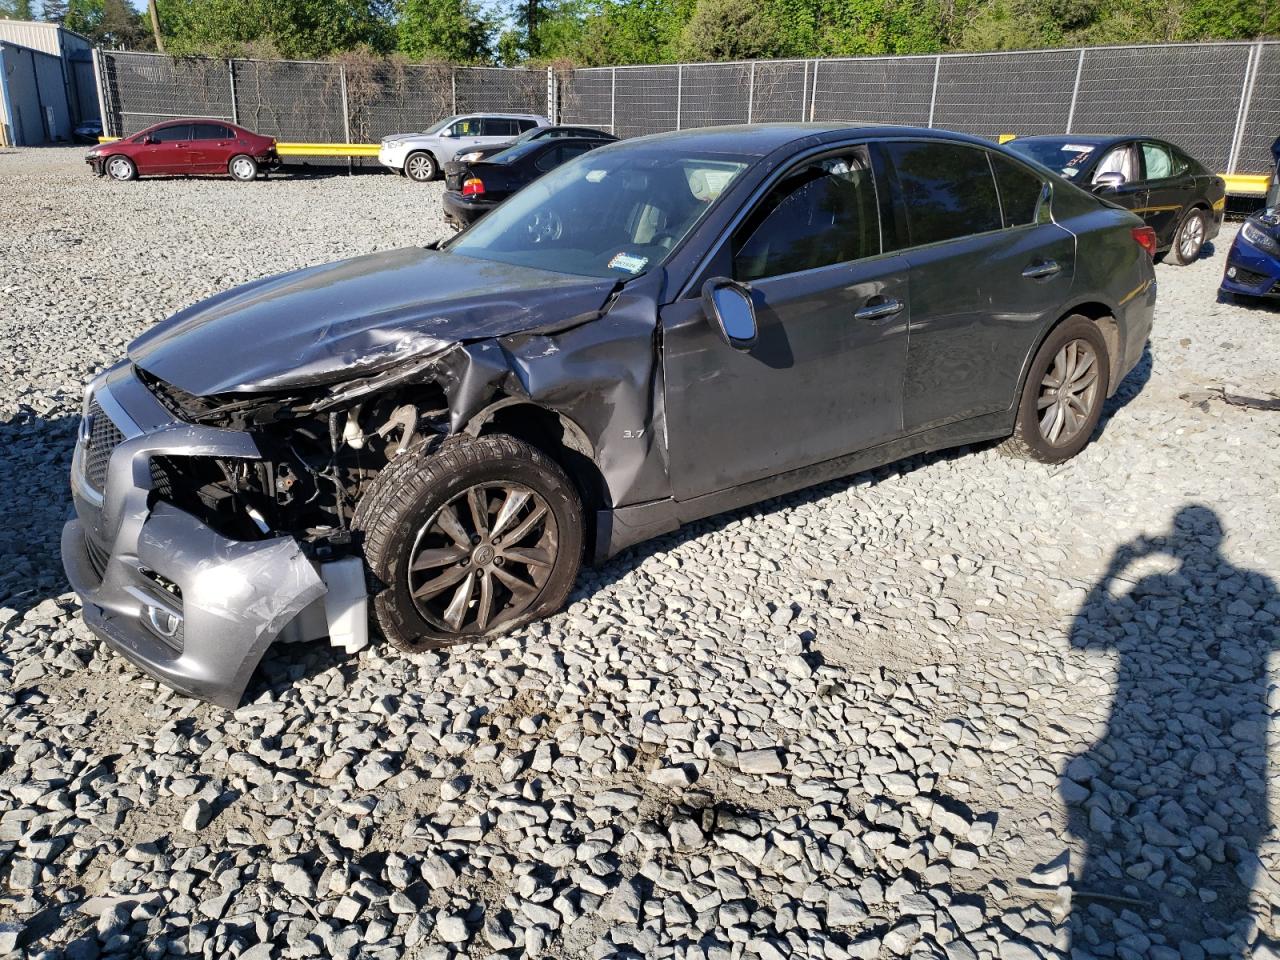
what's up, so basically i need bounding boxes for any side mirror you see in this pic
[701,277,757,351]
[1093,171,1126,191]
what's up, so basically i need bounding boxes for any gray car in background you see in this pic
[378,113,551,182]
[63,124,1156,708]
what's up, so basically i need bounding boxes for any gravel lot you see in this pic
[2,146,1279,960]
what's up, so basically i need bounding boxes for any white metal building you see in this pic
[0,19,98,146]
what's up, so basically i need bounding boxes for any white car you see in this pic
[379,113,551,182]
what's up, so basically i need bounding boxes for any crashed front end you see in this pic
[59,361,429,708]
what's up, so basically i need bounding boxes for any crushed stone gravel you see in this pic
[2,146,1279,959]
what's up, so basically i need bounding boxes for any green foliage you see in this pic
[675,0,785,61]
[396,0,491,62]
[154,0,394,59]
[0,0,37,20]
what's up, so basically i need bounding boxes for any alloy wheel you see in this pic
[1037,339,1101,446]
[407,481,558,633]
[407,155,434,181]
[1178,214,1205,262]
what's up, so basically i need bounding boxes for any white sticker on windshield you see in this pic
[1062,144,1096,153]
[586,169,608,182]
[608,252,649,274]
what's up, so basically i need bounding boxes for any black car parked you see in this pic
[442,136,613,228]
[63,125,1157,707]
[1006,135,1225,265]
[451,125,617,165]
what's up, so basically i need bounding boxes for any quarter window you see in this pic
[1141,142,1174,180]
[991,154,1050,228]
[884,141,1002,246]
[732,148,880,282]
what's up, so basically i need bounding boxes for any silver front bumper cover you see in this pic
[61,363,363,709]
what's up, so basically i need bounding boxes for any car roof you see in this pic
[617,123,1017,157]
[458,113,546,120]
[1009,134,1166,148]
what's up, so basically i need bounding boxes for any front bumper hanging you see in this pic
[61,363,366,708]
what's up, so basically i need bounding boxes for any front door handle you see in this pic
[853,297,904,321]
[1022,260,1062,279]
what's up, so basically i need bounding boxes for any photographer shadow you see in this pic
[1065,505,1279,955]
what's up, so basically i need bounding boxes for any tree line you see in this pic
[2,0,1275,64]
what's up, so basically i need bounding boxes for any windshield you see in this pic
[420,116,458,135]
[448,148,750,279]
[1006,140,1097,181]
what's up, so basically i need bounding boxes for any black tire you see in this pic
[1165,208,1207,266]
[105,155,137,182]
[404,151,438,182]
[1000,315,1111,464]
[353,434,583,653]
[228,154,259,182]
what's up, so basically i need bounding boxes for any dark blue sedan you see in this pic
[1220,136,1280,301]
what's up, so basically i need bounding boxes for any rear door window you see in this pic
[883,141,1002,246]
[482,118,520,137]
[991,154,1050,228]
[732,147,880,281]
[191,123,232,140]
[1140,142,1175,180]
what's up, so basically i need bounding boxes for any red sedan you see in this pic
[86,119,278,182]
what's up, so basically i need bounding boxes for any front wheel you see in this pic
[354,434,583,652]
[404,151,438,182]
[1166,208,1207,266]
[1000,315,1111,463]
[106,156,136,182]
[229,155,259,182]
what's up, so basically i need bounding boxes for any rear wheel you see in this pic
[404,151,438,182]
[1166,208,1206,266]
[1000,315,1111,463]
[229,155,258,182]
[354,434,583,652]
[106,156,136,182]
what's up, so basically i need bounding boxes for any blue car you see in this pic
[1220,136,1280,301]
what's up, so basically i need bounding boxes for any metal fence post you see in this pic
[339,63,351,143]
[928,56,940,127]
[546,66,557,123]
[228,59,239,126]
[746,61,755,124]
[91,47,111,136]
[1065,48,1085,134]
[1227,43,1261,174]
[800,59,808,121]
[610,67,616,135]
[451,69,457,114]
[809,59,818,121]
[676,64,683,130]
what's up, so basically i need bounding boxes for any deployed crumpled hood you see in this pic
[129,247,617,396]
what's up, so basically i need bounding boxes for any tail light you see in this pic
[462,177,485,197]
[1132,226,1158,258]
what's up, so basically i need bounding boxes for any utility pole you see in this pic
[148,0,164,53]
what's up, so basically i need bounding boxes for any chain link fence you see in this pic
[97,43,1279,174]
[562,42,1280,174]
[98,50,548,144]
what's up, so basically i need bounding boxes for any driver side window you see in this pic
[449,118,481,137]
[1092,145,1138,184]
[732,148,879,282]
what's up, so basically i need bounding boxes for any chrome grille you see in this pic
[84,399,125,492]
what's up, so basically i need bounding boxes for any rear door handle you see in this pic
[1022,260,1062,279]
[853,297,904,321]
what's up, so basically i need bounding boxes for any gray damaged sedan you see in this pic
[63,125,1157,707]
